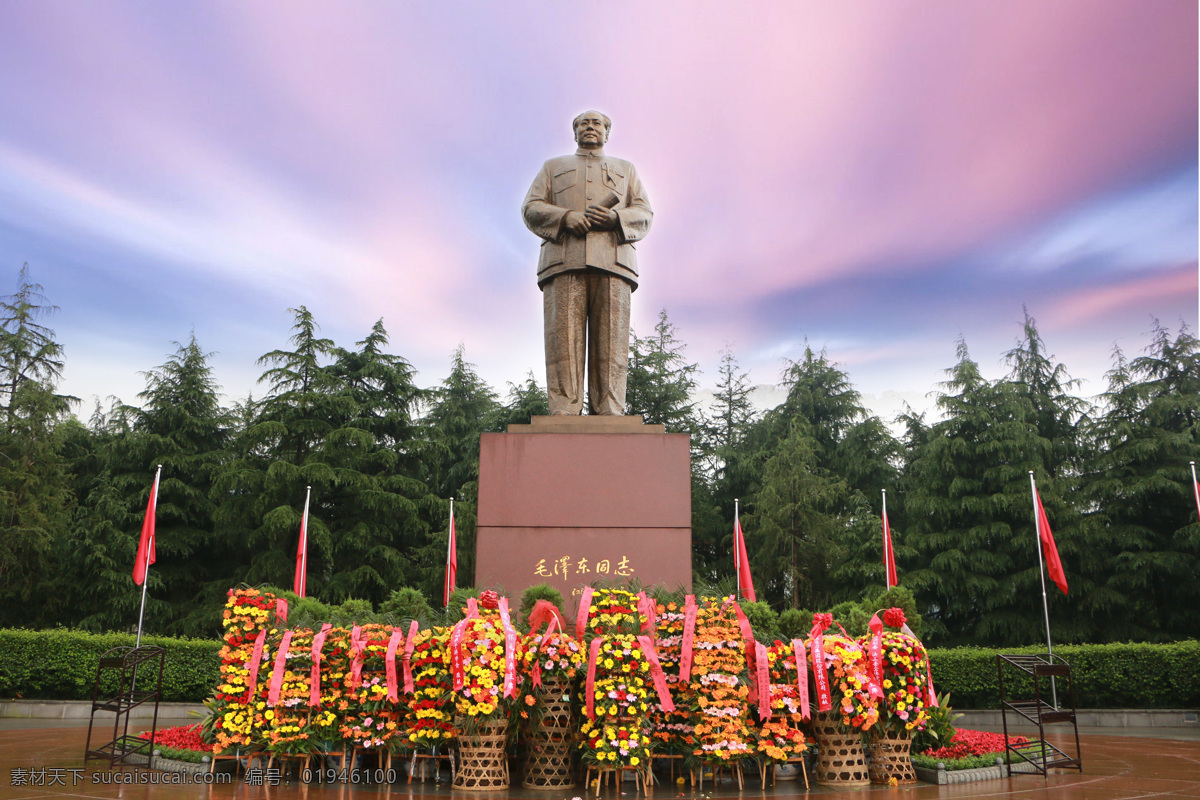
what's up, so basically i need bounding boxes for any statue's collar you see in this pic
[575,147,606,158]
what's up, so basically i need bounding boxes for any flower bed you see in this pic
[920,729,1027,763]
[138,723,208,762]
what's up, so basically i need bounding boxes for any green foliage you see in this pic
[861,584,925,639]
[777,608,811,641]
[518,584,565,630]
[739,600,779,642]
[828,601,870,637]
[0,628,219,702]
[379,587,433,624]
[911,753,998,771]
[154,745,207,764]
[333,598,374,624]
[625,309,700,433]
[912,691,961,752]
[928,641,1200,709]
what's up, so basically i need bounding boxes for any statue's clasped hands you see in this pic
[564,205,619,236]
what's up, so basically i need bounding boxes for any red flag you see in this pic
[132,469,160,586]
[883,495,898,588]
[443,503,457,607]
[734,514,757,602]
[293,487,311,597]
[1035,489,1068,595]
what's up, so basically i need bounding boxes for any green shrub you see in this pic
[379,588,433,624]
[860,585,925,639]
[778,609,812,641]
[928,641,1200,709]
[911,753,1001,771]
[740,600,780,642]
[829,601,870,637]
[0,629,219,702]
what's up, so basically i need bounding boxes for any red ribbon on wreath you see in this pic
[635,591,657,638]
[266,630,293,706]
[575,587,594,640]
[753,640,772,721]
[809,614,833,712]
[868,613,885,691]
[385,627,404,702]
[584,636,603,721]
[527,599,566,689]
[498,596,519,699]
[636,635,675,713]
[308,623,331,706]
[274,598,288,627]
[348,624,366,688]
[244,628,268,702]
[679,594,697,681]
[791,638,811,720]
[401,619,419,694]
[450,597,479,691]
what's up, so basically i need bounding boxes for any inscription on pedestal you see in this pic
[475,418,693,615]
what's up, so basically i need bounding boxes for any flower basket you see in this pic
[811,710,869,787]
[521,675,574,789]
[452,716,510,790]
[868,728,917,784]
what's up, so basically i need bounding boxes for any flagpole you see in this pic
[1190,462,1199,520]
[882,489,889,591]
[734,498,740,599]
[298,486,311,597]
[135,464,163,649]
[1028,471,1057,707]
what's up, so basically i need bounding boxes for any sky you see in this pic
[1,0,1196,426]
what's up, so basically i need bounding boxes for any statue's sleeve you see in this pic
[615,164,652,244]
[522,162,568,241]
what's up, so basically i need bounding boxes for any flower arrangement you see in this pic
[340,624,401,749]
[258,627,316,754]
[451,612,516,720]
[858,609,931,734]
[689,598,752,763]
[806,621,880,733]
[589,634,651,719]
[518,630,583,683]
[400,627,455,749]
[578,719,653,769]
[584,589,640,637]
[649,600,695,756]
[748,642,809,764]
[754,717,808,763]
[209,587,280,753]
[310,627,349,751]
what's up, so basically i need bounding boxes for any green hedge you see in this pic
[1,629,1197,709]
[0,629,220,703]
[928,641,1200,709]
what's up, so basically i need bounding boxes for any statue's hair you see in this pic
[572,110,611,135]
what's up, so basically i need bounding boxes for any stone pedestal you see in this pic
[475,416,692,615]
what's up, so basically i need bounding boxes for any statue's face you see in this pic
[574,112,609,148]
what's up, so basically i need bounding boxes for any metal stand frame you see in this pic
[997,653,1082,775]
[84,645,165,767]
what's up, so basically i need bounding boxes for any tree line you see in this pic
[1,265,1197,646]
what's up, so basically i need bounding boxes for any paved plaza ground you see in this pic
[1,717,1197,800]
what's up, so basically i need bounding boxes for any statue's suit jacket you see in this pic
[522,147,653,288]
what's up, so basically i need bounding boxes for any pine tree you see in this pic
[625,309,700,432]
[905,339,1073,646]
[1084,322,1200,640]
[0,266,77,624]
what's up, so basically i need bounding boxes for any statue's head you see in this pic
[573,110,611,149]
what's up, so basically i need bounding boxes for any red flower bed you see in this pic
[137,723,208,752]
[922,728,1027,760]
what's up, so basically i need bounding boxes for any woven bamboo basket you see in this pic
[522,676,575,789]
[868,729,917,784]
[811,711,869,787]
[452,716,509,791]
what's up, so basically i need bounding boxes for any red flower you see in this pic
[883,608,907,628]
[479,590,500,610]
[812,613,833,632]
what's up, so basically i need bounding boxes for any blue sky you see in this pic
[1,1,1195,423]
